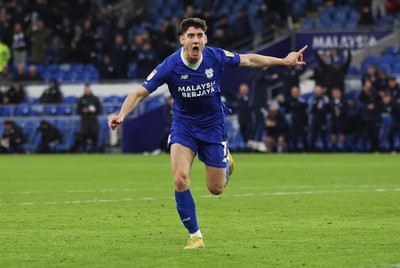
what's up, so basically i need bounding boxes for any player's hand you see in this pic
[108,115,124,130]
[283,45,308,66]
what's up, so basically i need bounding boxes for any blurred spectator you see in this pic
[231,9,252,44]
[387,77,400,100]
[212,15,233,48]
[273,65,305,100]
[358,6,374,26]
[98,54,118,80]
[371,0,387,20]
[315,48,351,94]
[344,99,364,152]
[77,18,97,64]
[55,17,75,46]
[0,65,13,86]
[0,37,11,73]
[14,64,27,80]
[312,52,330,87]
[362,64,380,89]
[358,80,380,105]
[110,34,130,79]
[159,95,174,153]
[36,120,62,153]
[247,68,269,151]
[330,87,348,152]
[310,85,331,152]
[39,80,63,103]
[381,92,400,152]
[235,83,253,145]
[156,17,178,61]
[4,80,26,104]
[0,7,12,46]
[361,96,381,152]
[76,84,101,152]
[11,23,28,66]
[282,86,309,152]
[21,65,42,81]
[376,70,389,95]
[0,120,25,154]
[26,19,52,64]
[264,102,289,153]
[70,0,91,24]
[135,41,158,79]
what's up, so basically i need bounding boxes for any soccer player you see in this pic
[109,18,307,249]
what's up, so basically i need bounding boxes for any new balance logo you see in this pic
[182,217,191,222]
[181,75,189,80]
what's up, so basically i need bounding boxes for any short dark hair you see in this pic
[180,18,207,34]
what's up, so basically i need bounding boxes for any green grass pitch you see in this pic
[1,154,399,267]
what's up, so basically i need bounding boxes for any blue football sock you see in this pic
[175,189,199,234]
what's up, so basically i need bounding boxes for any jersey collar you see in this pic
[180,48,203,70]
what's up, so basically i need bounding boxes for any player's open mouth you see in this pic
[193,47,199,53]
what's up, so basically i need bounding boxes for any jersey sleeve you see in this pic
[215,47,240,69]
[141,61,169,93]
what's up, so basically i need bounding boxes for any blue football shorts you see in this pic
[168,121,228,168]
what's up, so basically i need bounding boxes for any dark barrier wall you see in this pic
[122,106,166,153]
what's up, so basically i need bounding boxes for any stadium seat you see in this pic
[0,106,12,116]
[104,95,121,103]
[393,63,400,74]
[63,96,77,103]
[378,63,392,75]
[22,130,42,153]
[43,105,60,116]
[14,105,31,116]
[53,128,75,152]
[381,54,395,65]
[59,105,74,116]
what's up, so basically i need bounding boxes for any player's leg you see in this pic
[199,141,234,196]
[170,143,204,249]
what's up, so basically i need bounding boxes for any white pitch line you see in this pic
[0,188,399,207]
[2,189,137,195]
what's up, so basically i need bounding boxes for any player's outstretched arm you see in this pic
[108,86,150,130]
[239,45,308,68]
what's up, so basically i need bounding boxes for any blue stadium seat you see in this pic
[393,63,400,74]
[71,64,85,74]
[378,63,392,75]
[381,54,395,65]
[53,128,75,152]
[0,106,12,116]
[59,105,74,116]
[104,95,121,103]
[14,105,31,116]
[22,130,41,153]
[63,96,77,103]
[43,105,60,116]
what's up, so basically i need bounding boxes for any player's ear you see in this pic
[179,35,184,45]
[204,34,207,44]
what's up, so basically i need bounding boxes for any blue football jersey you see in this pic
[142,46,240,127]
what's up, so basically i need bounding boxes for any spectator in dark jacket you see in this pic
[264,102,289,153]
[39,80,63,103]
[315,49,352,94]
[0,120,25,153]
[361,98,382,152]
[387,77,400,100]
[282,86,309,152]
[381,92,400,152]
[4,80,26,104]
[358,80,380,106]
[236,83,253,144]
[330,87,348,152]
[310,85,331,152]
[36,121,62,153]
[76,84,101,152]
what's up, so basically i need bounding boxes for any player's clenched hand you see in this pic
[282,45,307,66]
[108,115,124,130]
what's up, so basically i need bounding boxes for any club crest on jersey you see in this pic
[223,50,234,57]
[205,68,214,78]
[146,69,157,81]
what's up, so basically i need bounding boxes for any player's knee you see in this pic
[207,185,224,196]
[174,174,190,191]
